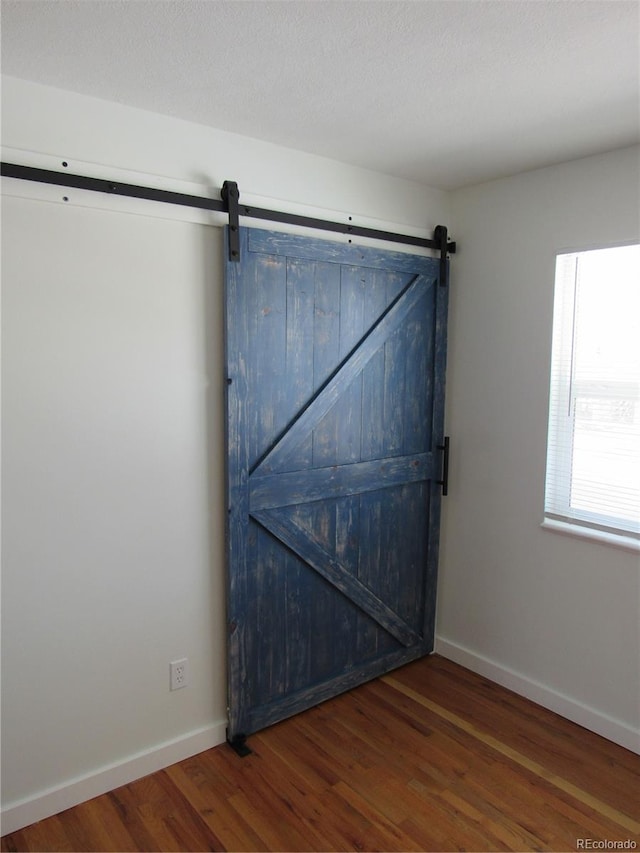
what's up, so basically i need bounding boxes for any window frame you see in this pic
[543,242,640,551]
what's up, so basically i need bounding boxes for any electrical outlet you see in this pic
[170,658,188,691]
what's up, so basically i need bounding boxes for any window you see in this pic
[544,243,640,547]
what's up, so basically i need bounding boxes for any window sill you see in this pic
[541,518,640,553]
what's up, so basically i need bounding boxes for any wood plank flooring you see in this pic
[2,655,639,852]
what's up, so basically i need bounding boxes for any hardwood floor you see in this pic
[2,655,639,852]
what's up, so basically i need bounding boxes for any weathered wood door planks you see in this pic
[225,227,448,741]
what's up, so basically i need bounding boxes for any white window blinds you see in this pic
[544,244,640,541]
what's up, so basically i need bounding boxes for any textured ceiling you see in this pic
[1,0,639,190]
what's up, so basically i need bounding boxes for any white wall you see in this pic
[1,77,450,832]
[3,77,637,836]
[2,196,228,825]
[439,146,640,751]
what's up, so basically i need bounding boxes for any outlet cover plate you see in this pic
[170,658,188,691]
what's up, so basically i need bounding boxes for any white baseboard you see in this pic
[1,720,227,836]
[435,637,640,755]
[4,649,639,836]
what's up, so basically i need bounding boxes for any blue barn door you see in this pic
[225,227,448,743]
